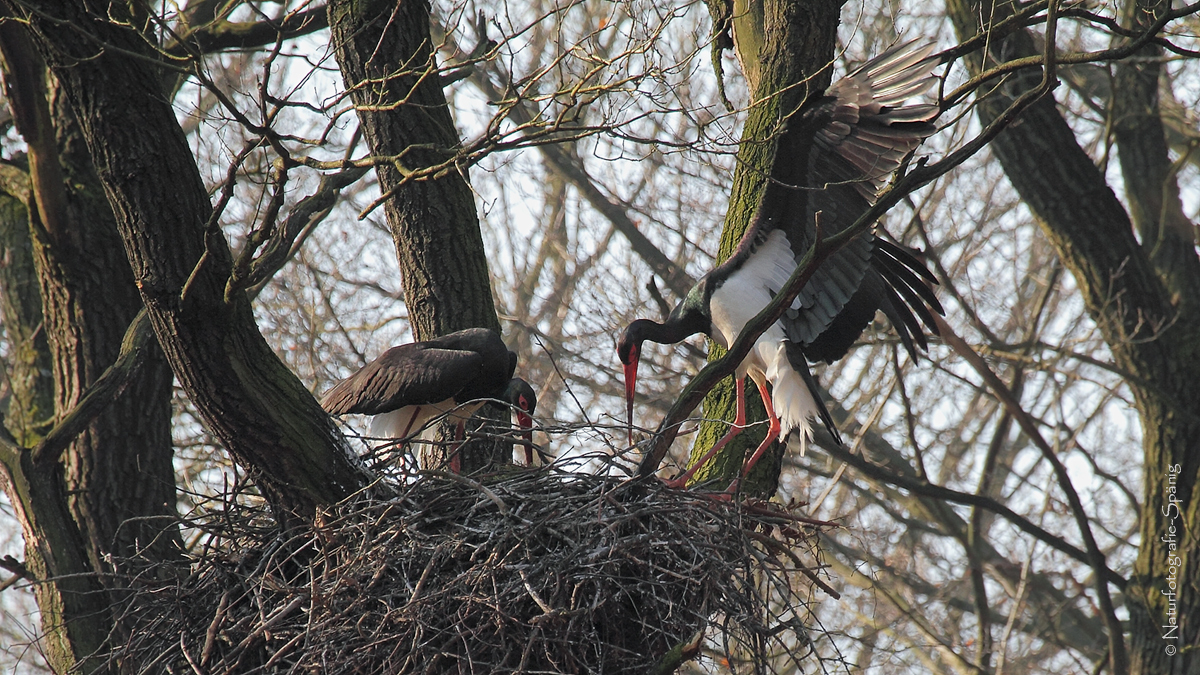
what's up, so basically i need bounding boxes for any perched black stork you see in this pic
[618,41,944,488]
[321,327,537,472]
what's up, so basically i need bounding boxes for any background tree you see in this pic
[0,18,178,672]
[0,0,1197,673]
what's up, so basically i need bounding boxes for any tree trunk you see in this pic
[0,163,111,675]
[0,451,112,674]
[11,0,371,512]
[1108,6,1200,667]
[327,0,499,339]
[687,0,844,495]
[0,23,180,670]
[328,0,512,472]
[0,180,53,445]
[36,62,180,568]
[946,1,1200,672]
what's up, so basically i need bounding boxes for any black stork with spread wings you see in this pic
[618,42,944,488]
[321,328,537,471]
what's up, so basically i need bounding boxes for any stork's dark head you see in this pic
[504,377,537,424]
[617,320,651,366]
[617,279,713,445]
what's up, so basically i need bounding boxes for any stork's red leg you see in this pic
[726,379,780,493]
[448,420,466,474]
[663,377,747,489]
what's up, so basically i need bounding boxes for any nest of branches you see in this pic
[112,466,835,674]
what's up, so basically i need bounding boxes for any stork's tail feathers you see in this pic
[785,341,841,448]
[762,342,842,456]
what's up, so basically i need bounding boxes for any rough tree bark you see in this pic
[0,176,53,446]
[686,0,844,495]
[1,2,377,667]
[327,0,499,340]
[0,446,113,673]
[8,0,370,509]
[946,0,1200,672]
[0,23,179,672]
[0,30,180,566]
[328,0,512,472]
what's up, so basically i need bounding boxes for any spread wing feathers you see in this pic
[812,40,940,200]
[871,239,943,358]
[767,41,940,347]
[801,240,945,365]
[874,239,944,319]
[785,230,874,345]
[320,346,486,416]
[801,274,885,364]
[799,269,928,364]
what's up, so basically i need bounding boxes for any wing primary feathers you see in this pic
[856,40,938,83]
[886,269,941,337]
[873,246,945,321]
[873,104,939,123]
[876,283,926,359]
[876,238,940,285]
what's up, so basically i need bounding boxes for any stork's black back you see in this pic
[320,328,517,416]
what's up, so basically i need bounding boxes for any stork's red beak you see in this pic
[516,389,535,461]
[622,352,639,446]
[516,410,534,464]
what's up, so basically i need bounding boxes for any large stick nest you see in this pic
[113,468,835,674]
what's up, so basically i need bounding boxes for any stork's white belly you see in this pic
[708,231,797,378]
[708,234,820,451]
[369,398,485,440]
[708,230,798,346]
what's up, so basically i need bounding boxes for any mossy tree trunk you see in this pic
[946,1,1200,673]
[0,172,112,674]
[0,185,53,446]
[687,0,845,495]
[0,35,181,566]
[328,0,511,472]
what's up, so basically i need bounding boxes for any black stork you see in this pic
[321,327,537,472]
[618,41,944,488]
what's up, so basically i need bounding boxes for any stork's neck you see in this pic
[634,307,709,347]
[628,317,696,345]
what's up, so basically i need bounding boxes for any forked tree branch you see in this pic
[31,310,155,467]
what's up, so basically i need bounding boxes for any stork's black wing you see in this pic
[759,41,942,353]
[320,344,486,416]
